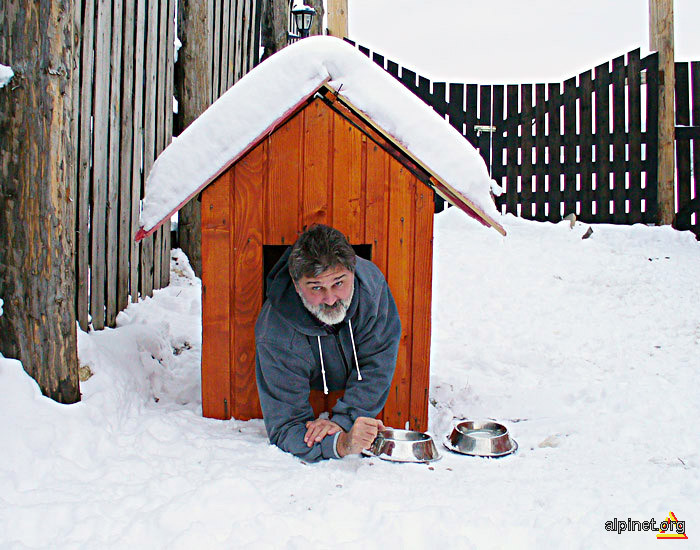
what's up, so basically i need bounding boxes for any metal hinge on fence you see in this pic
[474,124,496,137]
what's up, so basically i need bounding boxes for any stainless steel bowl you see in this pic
[364,429,441,462]
[445,420,518,457]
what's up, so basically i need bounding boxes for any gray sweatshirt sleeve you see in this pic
[330,279,401,430]
[255,341,339,461]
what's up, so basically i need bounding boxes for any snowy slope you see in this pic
[2,214,698,549]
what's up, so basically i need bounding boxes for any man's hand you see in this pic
[304,418,343,447]
[337,417,385,457]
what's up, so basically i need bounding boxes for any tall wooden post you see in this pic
[649,0,675,225]
[175,0,213,276]
[327,0,348,38]
[0,0,80,403]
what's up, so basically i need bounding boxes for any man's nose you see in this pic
[322,291,338,306]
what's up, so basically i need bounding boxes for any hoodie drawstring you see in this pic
[348,319,362,381]
[317,336,329,395]
[317,320,362,395]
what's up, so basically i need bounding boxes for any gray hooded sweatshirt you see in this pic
[255,247,401,461]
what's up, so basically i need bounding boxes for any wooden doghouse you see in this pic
[136,37,504,432]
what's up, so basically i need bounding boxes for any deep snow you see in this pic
[2,211,698,549]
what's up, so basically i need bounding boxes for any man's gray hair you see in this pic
[288,224,357,281]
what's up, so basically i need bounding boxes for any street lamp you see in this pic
[291,4,316,39]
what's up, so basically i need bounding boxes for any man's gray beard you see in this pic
[297,283,354,325]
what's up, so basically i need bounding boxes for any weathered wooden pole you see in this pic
[261,0,289,60]
[649,0,676,225]
[327,0,348,38]
[0,0,80,402]
[175,0,213,276]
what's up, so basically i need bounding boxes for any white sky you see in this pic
[347,0,700,83]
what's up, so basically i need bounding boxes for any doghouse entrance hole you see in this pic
[263,244,372,298]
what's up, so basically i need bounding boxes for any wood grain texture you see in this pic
[266,110,303,245]
[382,162,415,429]
[409,182,433,432]
[201,175,232,419]
[233,143,266,420]
[106,0,124,327]
[0,0,80,402]
[91,0,112,329]
[77,0,96,331]
[364,142,390,276]
[118,0,136,314]
[331,113,363,242]
[130,0,147,303]
[302,100,331,227]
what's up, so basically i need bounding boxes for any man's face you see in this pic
[294,265,354,325]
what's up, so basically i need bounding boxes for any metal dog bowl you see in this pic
[363,429,441,462]
[444,420,518,457]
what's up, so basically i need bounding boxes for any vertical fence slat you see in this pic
[476,85,492,165]
[140,0,159,298]
[627,50,643,224]
[691,61,700,234]
[579,71,594,220]
[675,62,692,230]
[532,84,548,221]
[547,82,563,221]
[446,83,465,137]
[71,0,83,328]
[131,0,146,304]
[594,61,611,221]
[644,53,659,222]
[230,0,240,81]
[242,0,253,77]
[235,0,246,82]
[491,85,505,197]
[161,0,175,289]
[465,84,478,146]
[212,0,222,99]
[119,0,136,312]
[222,0,232,91]
[91,0,112,330]
[505,85,519,215]
[611,55,627,223]
[77,0,96,331]
[562,76,578,217]
[106,0,123,326]
[520,85,534,215]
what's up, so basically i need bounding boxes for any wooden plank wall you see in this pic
[348,41,684,233]
[211,0,261,101]
[202,100,433,430]
[73,0,262,331]
[674,61,700,237]
[74,0,173,330]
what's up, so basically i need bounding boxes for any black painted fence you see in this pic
[347,40,699,238]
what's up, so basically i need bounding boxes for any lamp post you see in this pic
[291,4,316,39]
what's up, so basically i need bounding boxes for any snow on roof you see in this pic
[138,36,503,239]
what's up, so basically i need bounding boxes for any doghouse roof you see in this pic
[136,37,505,240]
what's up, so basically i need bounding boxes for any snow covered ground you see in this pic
[1,211,698,549]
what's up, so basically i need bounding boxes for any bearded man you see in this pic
[255,224,401,461]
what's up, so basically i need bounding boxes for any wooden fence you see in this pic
[73,0,261,331]
[349,41,700,239]
[674,61,700,235]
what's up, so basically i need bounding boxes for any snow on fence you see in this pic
[73,0,261,331]
[348,41,700,239]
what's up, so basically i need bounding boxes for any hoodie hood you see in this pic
[265,247,360,337]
